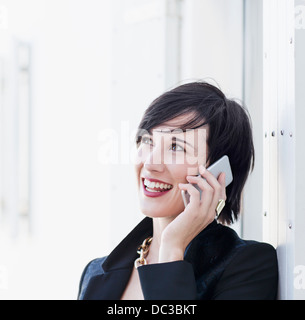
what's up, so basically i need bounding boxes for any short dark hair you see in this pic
[135,81,255,225]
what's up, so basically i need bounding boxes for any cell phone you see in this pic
[181,155,233,207]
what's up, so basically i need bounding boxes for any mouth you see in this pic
[141,178,173,198]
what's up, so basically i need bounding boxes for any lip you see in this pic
[141,177,173,198]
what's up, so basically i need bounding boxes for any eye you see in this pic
[141,136,153,145]
[170,143,185,152]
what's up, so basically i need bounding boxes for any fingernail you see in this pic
[186,175,193,180]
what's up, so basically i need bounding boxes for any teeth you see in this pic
[146,187,162,193]
[144,179,173,190]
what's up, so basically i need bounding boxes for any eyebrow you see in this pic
[172,137,195,149]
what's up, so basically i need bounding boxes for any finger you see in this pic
[179,181,215,224]
[185,175,214,195]
[199,166,227,199]
[218,171,226,186]
[189,169,219,204]
[184,176,214,208]
[218,172,227,201]
[178,182,201,204]
[199,165,222,192]
[199,167,227,218]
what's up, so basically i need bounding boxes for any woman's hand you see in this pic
[158,165,227,263]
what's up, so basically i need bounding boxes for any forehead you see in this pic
[150,114,208,139]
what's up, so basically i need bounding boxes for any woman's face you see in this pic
[135,114,209,219]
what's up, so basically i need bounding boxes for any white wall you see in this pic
[108,0,182,248]
[180,0,244,100]
[180,0,244,235]
[0,0,113,299]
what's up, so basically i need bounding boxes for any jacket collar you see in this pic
[82,217,223,300]
[102,217,153,272]
[101,216,218,273]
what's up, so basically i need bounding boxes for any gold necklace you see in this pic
[134,236,153,269]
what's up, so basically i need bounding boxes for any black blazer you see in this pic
[78,217,278,300]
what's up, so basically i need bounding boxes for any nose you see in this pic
[143,143,165,173]
[144,161,165,173]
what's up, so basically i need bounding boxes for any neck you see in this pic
[146,216,175,264]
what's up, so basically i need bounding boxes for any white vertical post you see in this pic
[294,0,305,300]
[262,0,295,300]
[243,0,264,242]
[262,0,279,247]
[164,0,181,88]
[0,58,4,221]
[277,0,295,300]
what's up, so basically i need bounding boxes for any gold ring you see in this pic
[215,199,225,218]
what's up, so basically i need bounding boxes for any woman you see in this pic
[78,81,278,300]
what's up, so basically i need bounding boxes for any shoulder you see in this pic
[212,238,278,299]
[226,240,278,276]
[77,256,107,300]
[213,223,277,263]
[235,240,277,258]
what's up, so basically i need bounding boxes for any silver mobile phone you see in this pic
[181,155,233,207]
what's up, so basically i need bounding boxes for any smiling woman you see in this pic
[78,81,278,300]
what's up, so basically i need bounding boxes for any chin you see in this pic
[140,204,183,219]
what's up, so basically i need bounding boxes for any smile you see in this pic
[142,178,173,198]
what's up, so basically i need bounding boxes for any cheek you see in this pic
[176,160,200,177]
[183,151,207,175]
[185,164,200,176]
[134,162,143,187]
[169,164,193,183]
